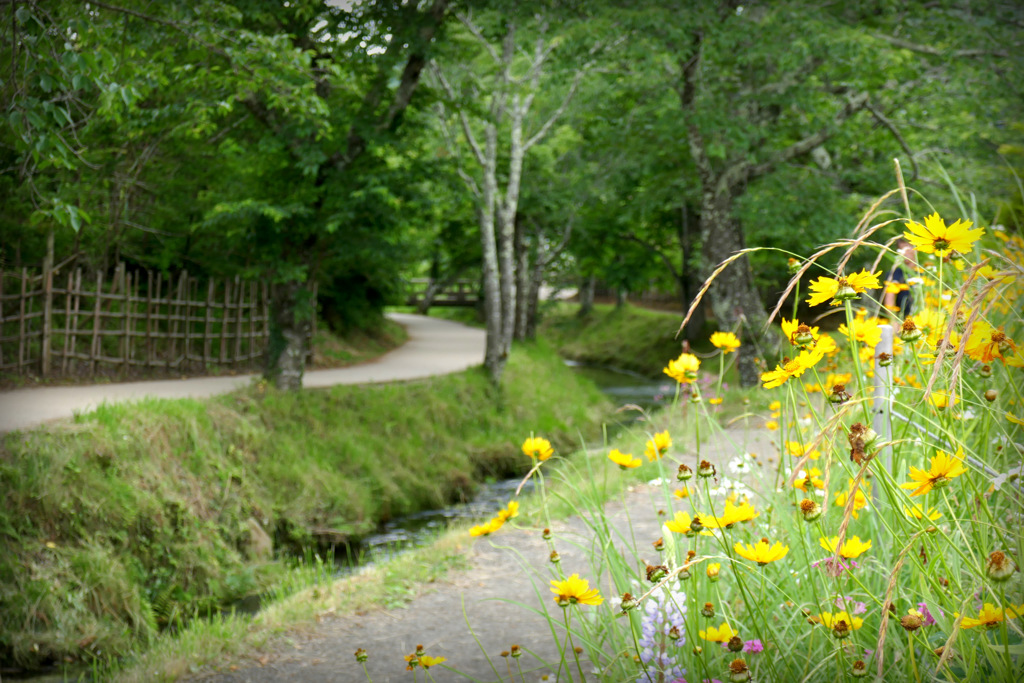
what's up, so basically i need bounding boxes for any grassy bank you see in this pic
[538,303,695,377]
[0,341,609,671]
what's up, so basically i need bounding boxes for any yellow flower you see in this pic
[838,318,882,348]
[418,655,447,669]
[495,500,519,522]
[928,390,957,410]
[706,563,721,580]
[550,573,603,607]
[608,448,641,469]
[673,486,690,499]
[710,331,741,354]
[959,603,1021,629]
[765,420,779,431]
[522,437,553,461]
[966,321,1018,364]
[792,467,824,492]
[705,500,760,528]
[664,352,700,383]
[819,535,872,559]
[900,448,967,496]
[709,397,723,405]
[904,213,984,258]
[665,510,695,534]
[761,348,825,388]
[819,611,864,631]
[786,441,821,460]
[903,504,942,521]
[833,484,869,519]
[1007,412,1024,427]
[807,270,882,307]
[469,517,504,537]
[768,400,781,412]
[644,431,672,461]
[734,538,789,565]
[699,621,738,642]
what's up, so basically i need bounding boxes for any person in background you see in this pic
[883,238,917,318]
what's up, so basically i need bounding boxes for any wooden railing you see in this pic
[405,278,479,308]
[0,264,275,378]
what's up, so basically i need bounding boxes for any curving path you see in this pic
[0,313,486,433]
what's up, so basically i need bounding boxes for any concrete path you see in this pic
[0,313,486,433]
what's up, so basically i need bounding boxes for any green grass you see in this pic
[538,302,711,377]
[0,340,610,671]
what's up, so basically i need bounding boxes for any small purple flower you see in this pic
[720,639,763,654]
[835,595,867,615]
[811,557,859,577]
[916,602,942,626]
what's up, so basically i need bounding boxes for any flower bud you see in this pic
[677,567,691,581]
[698,460,716,478]
[702,602,715,618]
[542,528,552,540]
[900,319,923,343]
[677,464,694,481]
[690,515,705,533]
[668,626,682,641]
[692,646,703,655]
[794,325,815,347]
[727,636,744,653]
[851,660,869,678]
[877,352,893,367]
[729,658,752,682]
[549,550,561,564]
[900,614,922,632]
[978,364,992,378]
[706,563,721,582]
[834,283,858,301]
[984,389,997,402]
[653,537,665,552]
[620,592,638,611]
[787,257,802,275]
[415,644,425,656]
[829,384,851,404]
[832,619,851,639]
[354,648,368,663]
[510,644,522,658]
[799,498,823,522]
[646,564,668,583]
[690,392,702,404]
[985,550,1017,583]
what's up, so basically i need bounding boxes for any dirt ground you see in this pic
[186,428,776,683]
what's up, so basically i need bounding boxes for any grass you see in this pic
[0,340,610,672]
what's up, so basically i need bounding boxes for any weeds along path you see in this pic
[191,427,777,683]
[0,313,485,433]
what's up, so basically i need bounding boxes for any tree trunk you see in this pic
[480,122,506,385]
[266,280,312,391]
[513,215,529,340]
[578,275,595,317]
[524,252,544,339]
[699,189,776,386]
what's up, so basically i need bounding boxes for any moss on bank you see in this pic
[0,341,609,670]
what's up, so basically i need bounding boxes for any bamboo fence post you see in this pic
[90,270,103,374]
[68,269,82,375]
[248,281,257,363]
[203,280,215,371]
[41,252,53,377]
[261,282,270,356]
[183,274,193,371]
[0,269,5,371]
[233,276,243,364]
[122,268,131,374]
[220,278,231,364]
[60,270,72,375]
[18,268,27,373]
[154,272,163,368]
[145,271,153,371]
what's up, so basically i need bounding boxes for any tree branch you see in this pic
[431,63,488,168]
[873,33,1010,59]
[865,100,919,181]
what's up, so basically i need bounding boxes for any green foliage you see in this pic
[0,343,608,668]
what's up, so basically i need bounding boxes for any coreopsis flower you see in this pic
[903,213,984,258]
[645,430,672,461]
[469,517,504,537]
[734,538,789,565]
[711,331,741,354]
[699,621,739,642]
[900,448,967,496]
[418,655,447,669]
[522,436,553,461]
[665,510,697,534]
[786,441,821,460]
[838,317,883,348]
[966,321,1020,364]
[959,603,1022,629]
[807,270,882,307]
[550,573,603,607]
[354,648,368,662]
[608,448,641,469]
[819,536,872,559]
[674,486,690,499]
[903,504,942,521]
[761,347,826,388]
[819,611,864,638]
[706,563,721,581]
[799,498,823,522]
[495,500,519,522]
[782,317,821,347]
[833,484,869,519]
[792,467,824,492]
[705,500,760,529]
[664,352,701,383]
[910,308,947,346]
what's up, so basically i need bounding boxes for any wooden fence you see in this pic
[0,264,280,379]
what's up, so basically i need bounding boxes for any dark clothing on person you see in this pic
[891,266,913,317]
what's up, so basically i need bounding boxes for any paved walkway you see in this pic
[0,313,486,433]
